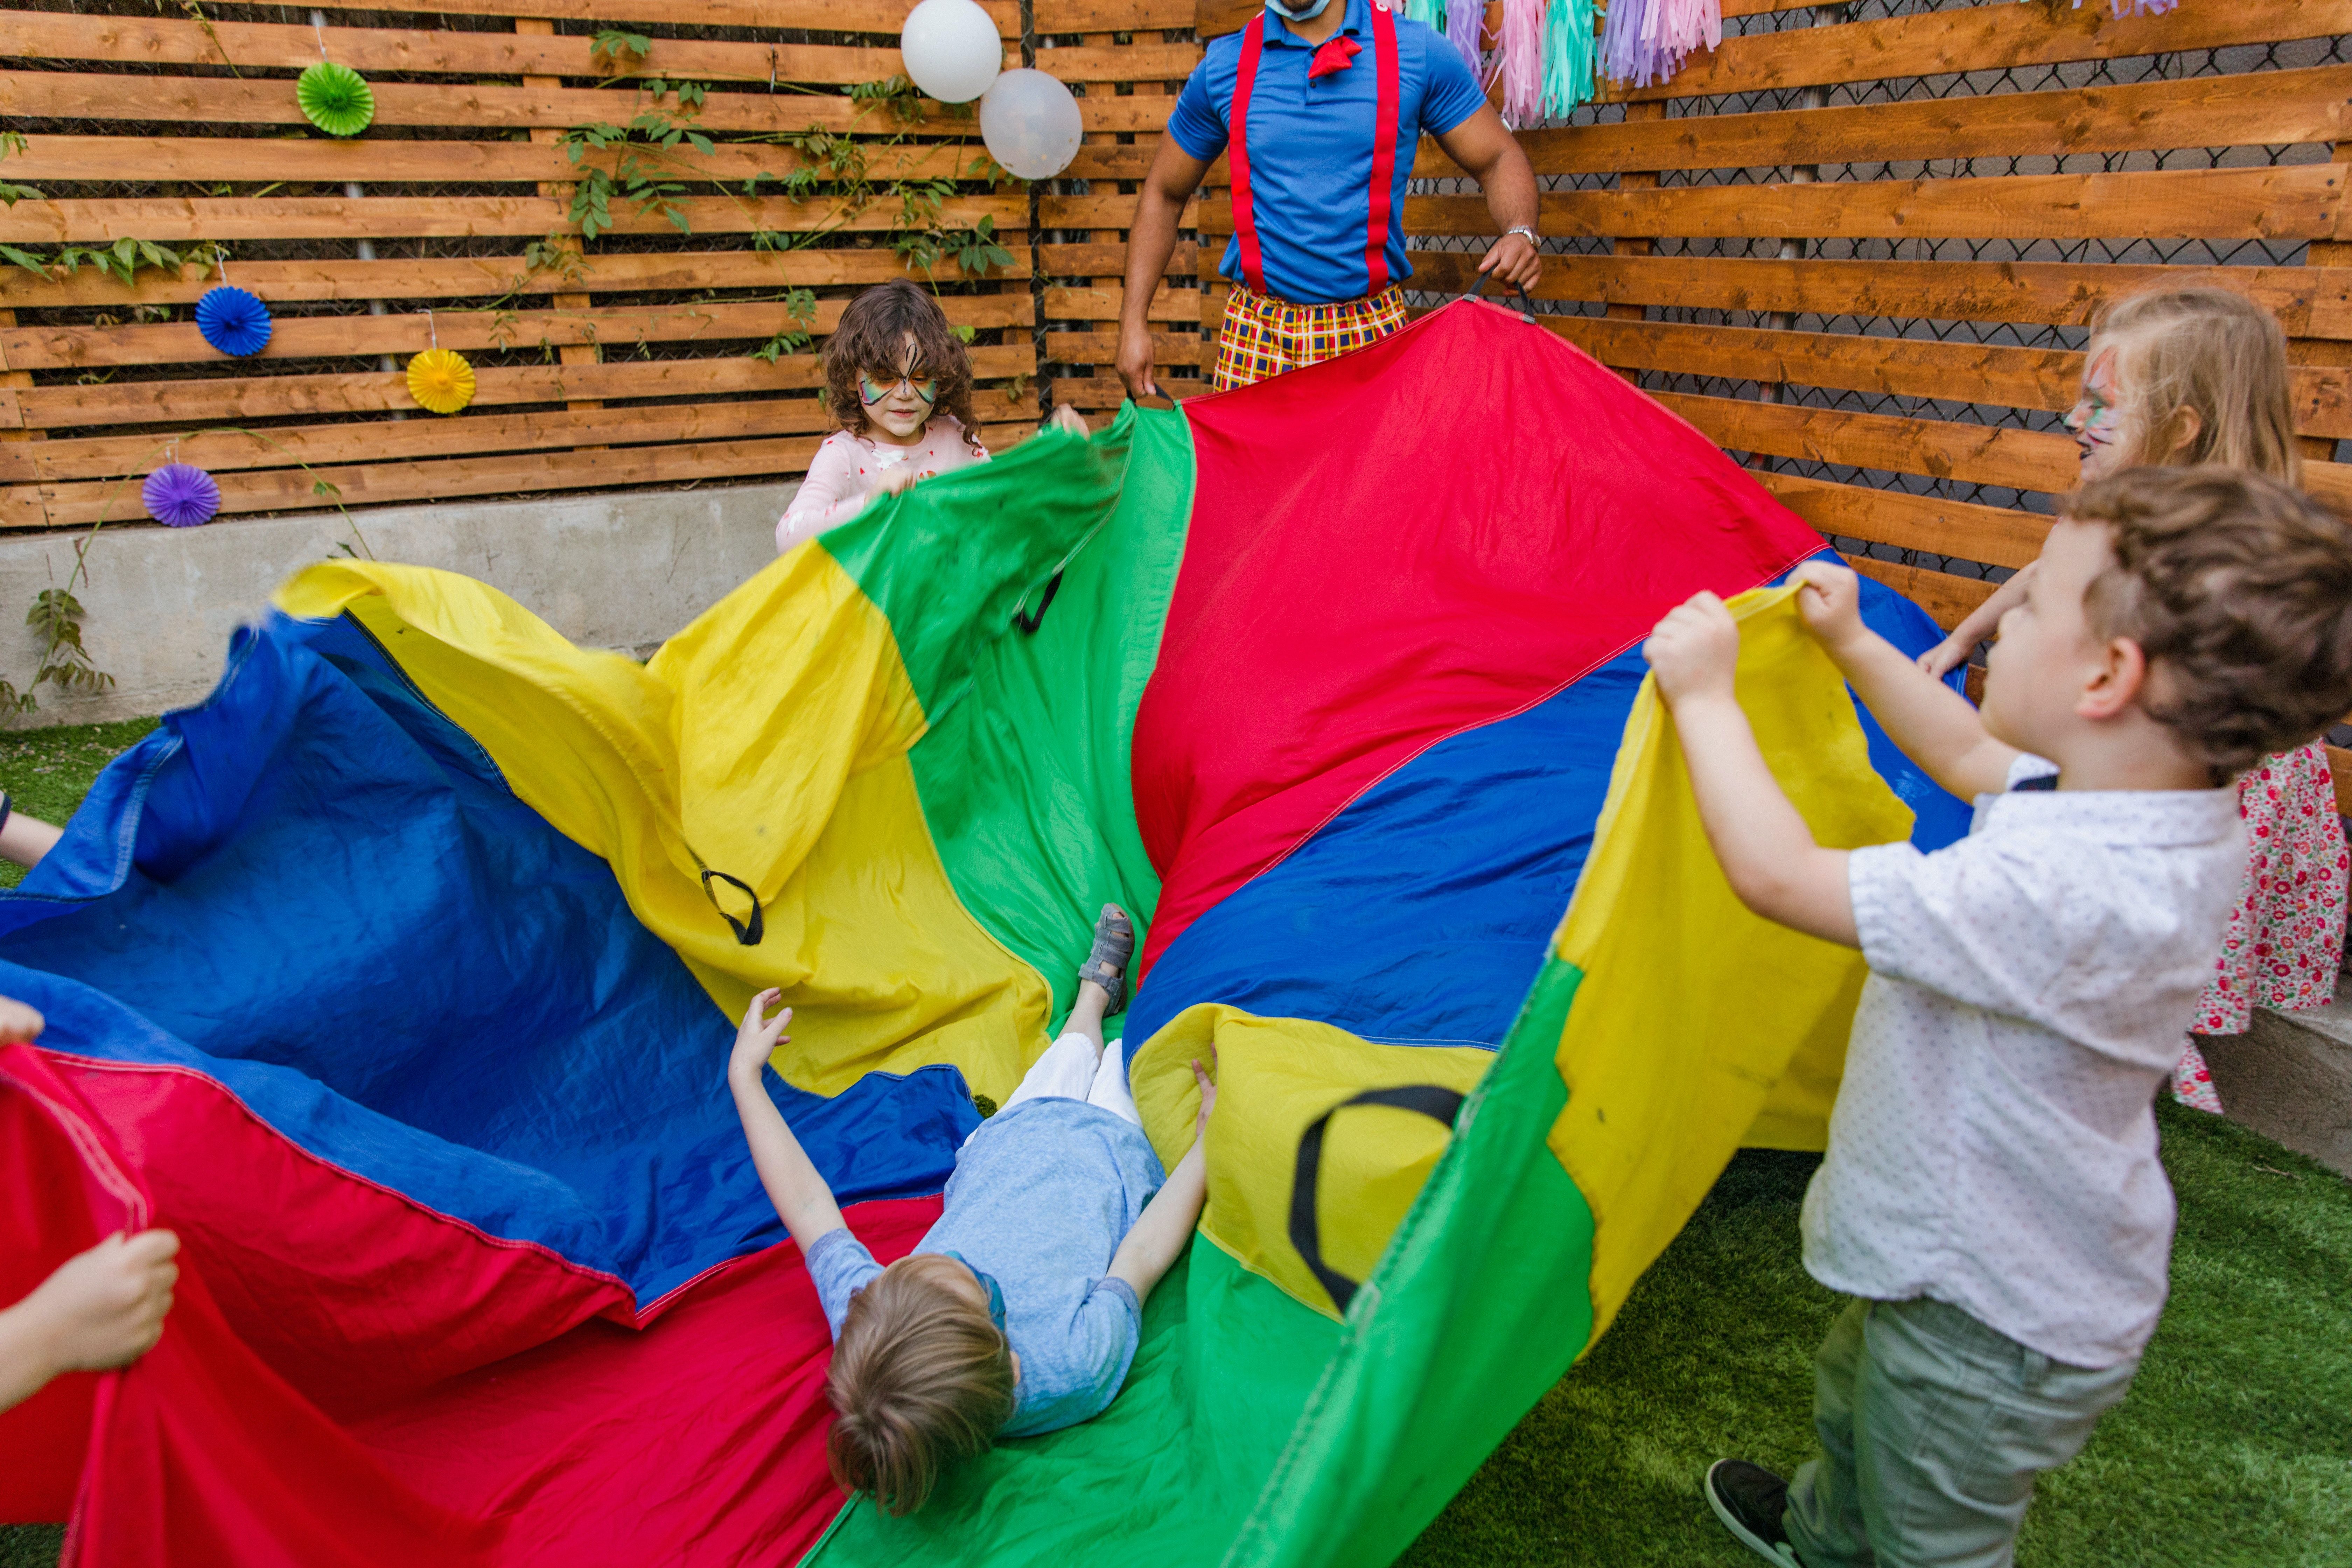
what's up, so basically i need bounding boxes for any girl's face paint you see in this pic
[2065,344,2136,482]
[860,331,938,444]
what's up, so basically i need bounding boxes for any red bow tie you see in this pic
[1308,34,1361,79]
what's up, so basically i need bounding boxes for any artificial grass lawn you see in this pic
[3,719,2348,1567]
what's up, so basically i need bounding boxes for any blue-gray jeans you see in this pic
[1784,1296,2141,1568]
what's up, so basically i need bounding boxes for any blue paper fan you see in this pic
[196,286,273,357]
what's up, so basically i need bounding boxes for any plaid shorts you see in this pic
[1211,285,1409,392]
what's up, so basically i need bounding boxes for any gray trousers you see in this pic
[1783,1296,2140,1568]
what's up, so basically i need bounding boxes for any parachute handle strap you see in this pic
[1287,1084,1466,1316]
[694,862,764,946]
[1467,270,1539,324]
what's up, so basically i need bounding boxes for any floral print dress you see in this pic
[2172,740,2349,1112]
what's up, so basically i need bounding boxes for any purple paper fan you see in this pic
[144,462,222,528]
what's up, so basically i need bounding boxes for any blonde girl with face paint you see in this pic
[1918,285,2339,1111]
[776,280,1086,554]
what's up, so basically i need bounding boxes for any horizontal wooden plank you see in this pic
[296,0,1022,35]
[1534,315,2352,442]
[1388,165,2348,244]
[8,347,1036,429]
[0,292,1035,372]
[0,192,1026,244]
[1044,284,1195,322]
[2,11,934,87]
[0,248,1025,311]
[5,423,1046,528]
[1045,329,1206,364]
[1039,241,1197,279]
[1043,192,1199,229]
[0,69,1176,137]
[1420,66,2352,179]
[1846,556,1998,632]
[1031,42,1202,80]
[1396,253,2352,339]
[1608,0,2352,104]
[1657,388,2078,492]
[0,133,979,189]
[1037,0,1197,29]
[1048,373,1204,408]
[1754,472,2051,571]
[0,388,1031,483]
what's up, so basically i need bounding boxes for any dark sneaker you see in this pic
[1704,1459,1803,1567]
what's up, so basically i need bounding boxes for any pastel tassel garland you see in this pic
[143,463,221,528]
[1499,0,1546,122]
[1401,0,1445,29]
[1600,0,1720,90]
[1541,0,1597,116]
[1445,0,1486,78]
[2102,0,2179,15]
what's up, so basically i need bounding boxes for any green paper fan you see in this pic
[298,60,375,138]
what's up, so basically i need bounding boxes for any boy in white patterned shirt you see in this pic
[1639,467,2352,1568]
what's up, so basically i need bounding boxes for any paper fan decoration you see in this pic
[406,348,477,415]
[298,60,376,137]
[144,463,222,528]
[195,286,273,357]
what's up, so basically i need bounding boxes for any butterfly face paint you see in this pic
[2066,345,2135,482]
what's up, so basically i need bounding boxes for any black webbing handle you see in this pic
[1468,270,1539,324]
[1288,1084,1466,1315]
[699,866,765,946]
[1014,569,1065,635]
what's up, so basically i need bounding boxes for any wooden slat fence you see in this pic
[0,0,1051,525]
[9,0,2352,807]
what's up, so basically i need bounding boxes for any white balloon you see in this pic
[899,0,1002,105]
[979,69,1083,181]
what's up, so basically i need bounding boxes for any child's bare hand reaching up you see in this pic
[729,988,792,1089]
[727,990,847,1252]
[1190,1050,1217,1146]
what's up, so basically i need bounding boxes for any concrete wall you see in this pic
[0,481,794,726]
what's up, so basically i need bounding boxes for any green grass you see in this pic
[1404,1111,2352,1568]
[4,718,2348,1567]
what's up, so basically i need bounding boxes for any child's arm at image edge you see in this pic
[1791,562,2020,803]
[728,990,848,1254]
[1645,595,1858,947]
[1107,1059,1216,1309]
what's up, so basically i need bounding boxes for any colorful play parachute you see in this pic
[0,300,1967,1566]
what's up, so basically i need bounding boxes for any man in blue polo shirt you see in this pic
[1116,0,1539,398]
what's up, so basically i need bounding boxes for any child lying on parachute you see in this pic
[727,904,1213,1514]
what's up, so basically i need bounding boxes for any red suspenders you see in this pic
[1362,2,1400,295]
[1228,4,1401,300]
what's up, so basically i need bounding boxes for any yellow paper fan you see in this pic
[406,348,476,415]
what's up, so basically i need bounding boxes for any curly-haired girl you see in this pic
[776,280,1084,553]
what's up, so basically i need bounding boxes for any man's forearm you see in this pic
[1120,187,1184,337]
[1478,145,1538,238]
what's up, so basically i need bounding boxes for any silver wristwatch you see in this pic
[1504,225,1538,246]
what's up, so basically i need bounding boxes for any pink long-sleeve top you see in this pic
[774,418,989,554]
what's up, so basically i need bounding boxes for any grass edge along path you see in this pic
[3,716,2348,1567]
